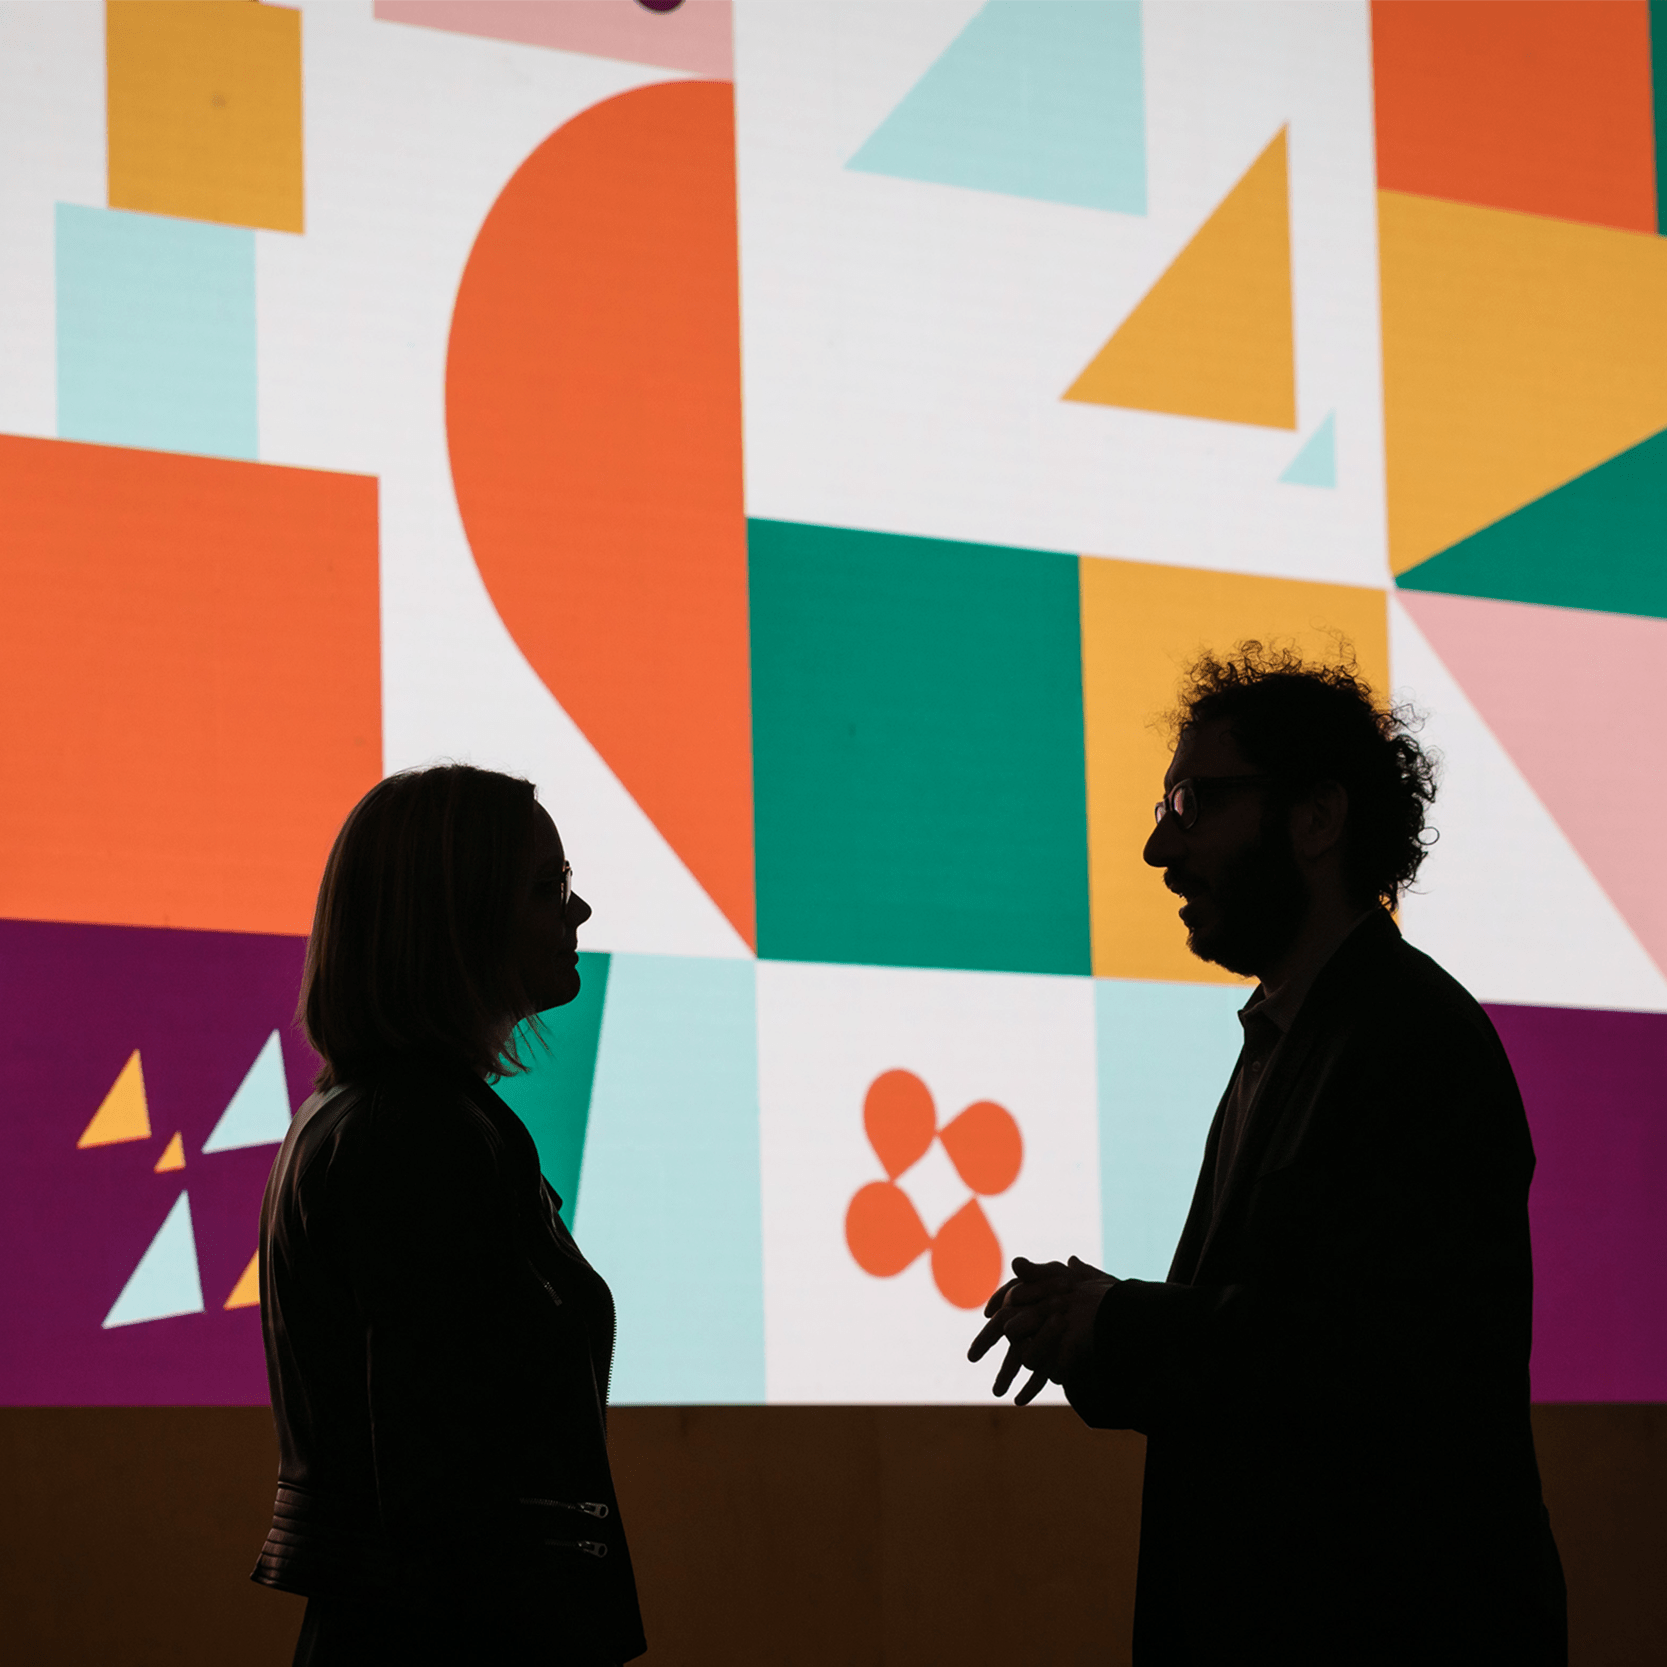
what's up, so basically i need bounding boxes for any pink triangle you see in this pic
[1399,591,1667,976]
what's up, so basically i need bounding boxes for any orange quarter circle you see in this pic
[446,80,754,945]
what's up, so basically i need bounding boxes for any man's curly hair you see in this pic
[1167,640,1439,908]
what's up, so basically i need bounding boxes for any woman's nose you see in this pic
[569,891,593,928]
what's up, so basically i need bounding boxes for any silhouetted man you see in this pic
[971,648,1566,1665]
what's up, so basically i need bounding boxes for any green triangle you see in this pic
[493,952,610,1227]
[1398,425,1667,618]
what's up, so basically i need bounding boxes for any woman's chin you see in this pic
[539,965,583,1012]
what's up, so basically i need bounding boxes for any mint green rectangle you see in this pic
[494,951,611,1227]
[1096,979,1246,1280]
[569,954,763,1404]
[56,203,257,460]
[750,518,1091,975]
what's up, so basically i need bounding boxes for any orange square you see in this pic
[106,0,305,234]
[0,435,379,935]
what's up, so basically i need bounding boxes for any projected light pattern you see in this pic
[0,0,1663,1407]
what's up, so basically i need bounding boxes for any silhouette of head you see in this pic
[1142,644,1437,978]
[299,764,591,1088]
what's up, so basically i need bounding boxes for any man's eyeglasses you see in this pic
[1153,775,1274,831]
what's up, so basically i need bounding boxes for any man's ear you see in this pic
[1290,780,1348,860]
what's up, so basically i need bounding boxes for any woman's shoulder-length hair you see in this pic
[299,763,542,1090]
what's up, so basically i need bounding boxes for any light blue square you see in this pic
[56,203,257,460]
[572,953,764,1404]
[1095,979,1247,1280]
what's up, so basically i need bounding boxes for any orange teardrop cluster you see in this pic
[844,1069,1023,1310]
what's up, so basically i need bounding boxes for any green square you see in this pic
[750,518,1091,974]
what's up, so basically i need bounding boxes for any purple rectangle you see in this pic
[0,918,317,1405]
[1487,1002,1667,1402]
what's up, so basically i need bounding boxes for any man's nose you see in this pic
[1143,813,1183,869]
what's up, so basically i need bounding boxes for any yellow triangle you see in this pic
[1380,191,1667,573]
[77,1050,152,1147]
[153,1131,186,1173]
[224,1250,260,1310]
[1065,128,1295,429]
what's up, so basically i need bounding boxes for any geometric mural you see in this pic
[1,0,1662,1408]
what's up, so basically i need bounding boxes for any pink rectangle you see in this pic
[374,0,732,79]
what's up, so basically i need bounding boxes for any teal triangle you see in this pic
[202,1029,292,1153]
[1279,412,1336,488]
[847,1,1146,214]
[1398,425,1667,618]
[494,952,611,1228]
[102,1191,204,1328]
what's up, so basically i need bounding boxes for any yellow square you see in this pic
[1079,556,1389,984]
[106,1,303,234]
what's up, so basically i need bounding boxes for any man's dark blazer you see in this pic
[1065,911,1566,1665]
[253,1059,646,1664]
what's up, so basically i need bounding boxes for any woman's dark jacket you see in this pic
[251,1059,646,1663]
[1066,912,1566,1664]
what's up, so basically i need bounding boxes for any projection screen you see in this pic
[1,0,1662,1411]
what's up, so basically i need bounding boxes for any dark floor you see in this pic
[1,1403,1661,1665]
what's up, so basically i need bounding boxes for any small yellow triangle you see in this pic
[1065,127,1296,430]
[77,1050,152,1147]
[153,1131,186,1173]
[224,1250,260,1310]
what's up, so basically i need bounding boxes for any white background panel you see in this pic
[258,2,746,959]
[1391,596,1667,1012]
[734,0,1386,586]
[0,0,105,440]
[758,960,1100,1404]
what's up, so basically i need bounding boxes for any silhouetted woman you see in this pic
[252,765,645,1666]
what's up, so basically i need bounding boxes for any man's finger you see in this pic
[1013,1369,1050,1407]
[968,1312,1009,1362]
[1011,1257,1070,1284]
[991,1339,1027,1399]
[983,1277,1019,1319]
[995,1272,1074,1309]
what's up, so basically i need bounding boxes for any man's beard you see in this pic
[1175,817,1308,978]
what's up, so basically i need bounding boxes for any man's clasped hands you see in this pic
[968,1255,1120,1405]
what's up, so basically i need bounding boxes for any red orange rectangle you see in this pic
[0,434,380,936]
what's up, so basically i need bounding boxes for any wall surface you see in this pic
[2,1403,1661,1666]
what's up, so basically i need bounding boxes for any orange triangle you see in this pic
[153,1131,186,1173]
[1065,128,1295,429]
[223,1250,260,1310]
[1378,190,1667,574]
[77,1050,152,1147]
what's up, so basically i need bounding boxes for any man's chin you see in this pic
[1185,922,1261,979]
